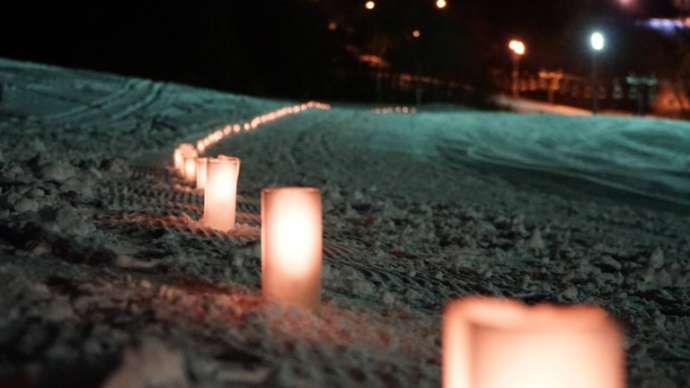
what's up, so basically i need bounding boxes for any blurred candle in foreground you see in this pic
[443,297,624,388]
[262,187,322,311]
[202,156,240,231]
[196,157,208,190]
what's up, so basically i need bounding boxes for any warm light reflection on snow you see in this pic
[443,297,624,388]
[262,187,322,311]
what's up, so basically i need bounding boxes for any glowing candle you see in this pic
[183,156,197,182]
[443,297,624,388]
[202,157,241,231]
[174,149,183,171]
[196,157,208,190]
[174,144,196,175]
[261,187,322,311]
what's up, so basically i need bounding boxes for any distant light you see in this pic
[365,1,375,10]
[412,29,421,38]
[641,18,690,33]
[436,0,447,9]
[590,31,605,51]
[618,0,633,6]
[328,21,337,31]
[508,39,526,56]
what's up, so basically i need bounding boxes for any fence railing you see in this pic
[492,71,668,115]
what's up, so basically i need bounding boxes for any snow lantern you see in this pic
[202,156,241,231]
[261,187,322,311]
[196,157,208,190]
[443,297,624,388]
[174,144,196,175]
[183,155,197,183]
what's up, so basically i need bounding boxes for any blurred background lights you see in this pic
[436,0,447,9]
[509,39,526,56]
[590,31,606,51]
[365,1,375,10]
[412,29,421,38]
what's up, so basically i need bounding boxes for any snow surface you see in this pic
[0,58,689,388]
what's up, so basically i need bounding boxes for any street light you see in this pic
[365,1,375,10]
[436,0,448,9]
[508,39,526,98]
[590,31,605,52]
[590,31,605,114]
[412,29,421,38]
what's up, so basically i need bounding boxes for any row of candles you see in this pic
[172,102,625,388]
[373,105,417,114]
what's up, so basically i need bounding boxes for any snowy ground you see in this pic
[0,58,689,388]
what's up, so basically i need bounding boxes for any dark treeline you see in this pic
[0,1,684,103]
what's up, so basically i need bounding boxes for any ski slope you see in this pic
[2,57,689,209]
[0,58,688,388]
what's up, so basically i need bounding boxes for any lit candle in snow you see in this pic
[174,144,196,175]
[196,157,208,190]
[202,156,241,231]
[261,187,322,311]
[443,297,625,388]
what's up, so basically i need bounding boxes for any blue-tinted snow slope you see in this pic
[366,110,690,206]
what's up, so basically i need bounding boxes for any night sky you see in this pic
[0,1,685,100]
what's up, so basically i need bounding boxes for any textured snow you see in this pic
[0,58,688,388]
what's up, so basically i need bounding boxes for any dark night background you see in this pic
[0,1,687,103]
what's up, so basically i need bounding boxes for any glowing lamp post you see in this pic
[443,297,625,388]
[508,39,526,98]
[261,187,322,311]
[196,157,208,190]
[590,31,606,114]
[202,157,241,232]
